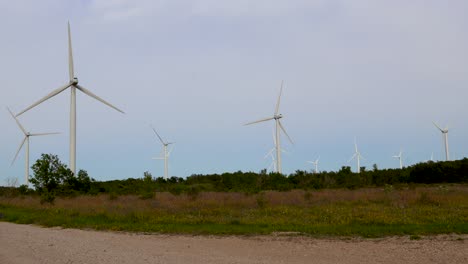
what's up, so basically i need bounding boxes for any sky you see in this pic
[1,0,467,185]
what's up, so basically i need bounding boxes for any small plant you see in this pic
[18,185,29,195]
[139,191,155,200]
[437,185,449,194]
[187,186,200,200]
[229,219,241,225]
[40,190,56,204]
[384,184,394,194]
[108,193,119,200]
[256,192,268,208]
[416,192,438,206]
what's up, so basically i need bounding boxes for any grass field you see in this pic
[1,185,467,237]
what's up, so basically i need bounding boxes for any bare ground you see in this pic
[0,222,466,264]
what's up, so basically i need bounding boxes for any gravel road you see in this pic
[0,222,466,264]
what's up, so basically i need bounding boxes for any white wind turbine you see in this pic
[348,138,365,173]
[245,81,293,174]
[7,107,59,184]
[15,22,124,174]
[433,122,450,161]
[392,149,403,169]
[151,126,174,179]
[307,156,320,173]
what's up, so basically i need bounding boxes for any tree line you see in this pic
[1,154,467,203]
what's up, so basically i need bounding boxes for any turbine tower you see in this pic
[264,128,287,172]
[348,138,365,173]
[433,122,449,161]
[307,156,320,173]
[15,22,124,174]
[245,81,293,174]
[392,150,403,169]
[7,107,59,184]
[151,126,174,179]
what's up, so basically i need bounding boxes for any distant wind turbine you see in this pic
[392,149,403,169]
[348,138,365,173]
[151,126,174,179]
[264,128,288,173]
[245,81,293,174]
[307,156,320,173]
[7,107,59,184]
[15,22,124,174]
[433,122,450,161]
[264,149,276,172]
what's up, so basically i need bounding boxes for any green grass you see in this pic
[1,187,468,237]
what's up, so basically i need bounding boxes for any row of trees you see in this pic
[3,154,467,202]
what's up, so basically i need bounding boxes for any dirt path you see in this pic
[0,222,466,264]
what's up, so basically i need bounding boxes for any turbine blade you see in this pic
[11,137,27,166]
[168,146,174,156]
[348,153,357,163]
[264,148,275,159]
[244,117,274,126]
[29,132,60,136]
[278,120,293,144]
[16,83,71,117]
[272,128,276,146]
[68,22,75,81]
[275,80,283,115]
[76,85,125,114]
[150,125,165,145]
[354,138,358,153]
[432,121,444,132]
[7,107,27,135]
[152,157,164,160]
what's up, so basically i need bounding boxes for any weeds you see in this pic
[0,186,467,237]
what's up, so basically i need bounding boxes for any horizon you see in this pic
[1,1,467,185]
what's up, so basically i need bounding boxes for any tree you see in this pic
[30,154,73,194]
[29,154,93,202]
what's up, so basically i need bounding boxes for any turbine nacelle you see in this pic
[71,77,79,85]
[274,114,283,120]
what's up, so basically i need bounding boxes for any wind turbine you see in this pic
[433,122,449,161]
[392,149,403,169]
[245,81,293,174]
[348,138,365,173]
[15,22,124,174]
[7,107,59,185]
[307,156,320,173]
[151,126,174,179]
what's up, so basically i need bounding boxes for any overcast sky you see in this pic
[1,0,467,184]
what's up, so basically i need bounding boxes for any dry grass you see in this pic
[2,185,467,214]
[1,185,467,236]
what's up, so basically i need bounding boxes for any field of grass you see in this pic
[1,185,467,237]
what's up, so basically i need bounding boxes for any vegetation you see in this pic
[0,154,467,237]
[0,187,467,237]
[28,154,94,203]
[87,158,467,196]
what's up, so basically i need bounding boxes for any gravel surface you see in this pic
[0,222,466,264]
